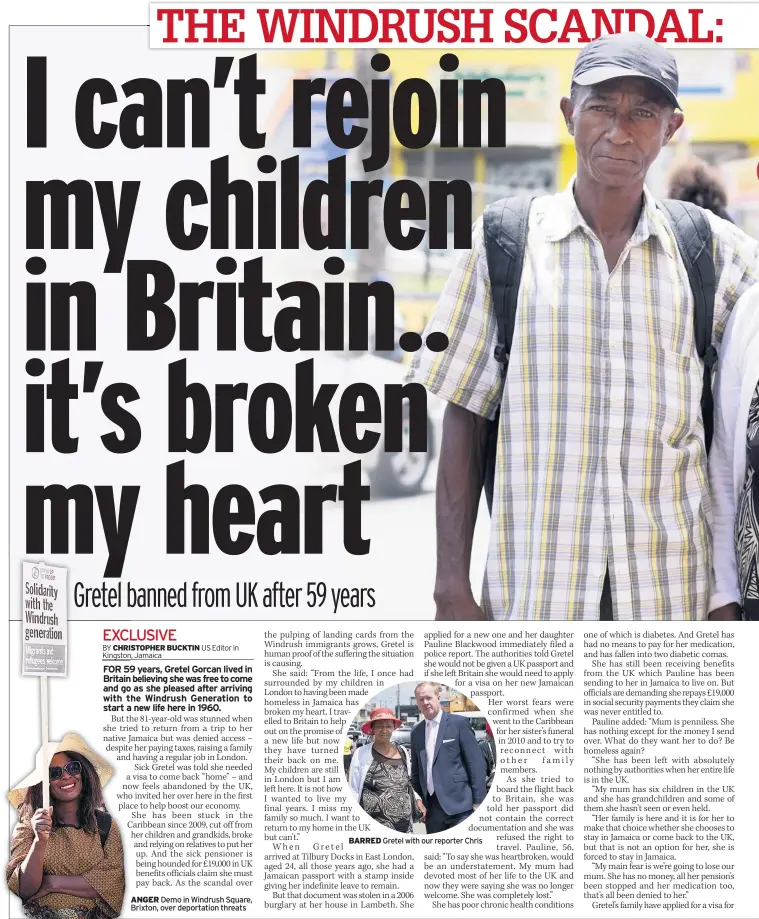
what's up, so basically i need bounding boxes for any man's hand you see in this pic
[472,803,480,811]
[708,603,741,621]
[435,590,487,621]
[416,800,427,822]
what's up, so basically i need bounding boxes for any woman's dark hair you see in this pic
[668,157,734,223]
[20,751,104,833]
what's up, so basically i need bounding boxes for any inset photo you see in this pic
[344,680,496,835]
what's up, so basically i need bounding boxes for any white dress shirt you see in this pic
[425,711,443,795]
[709,288,759,608]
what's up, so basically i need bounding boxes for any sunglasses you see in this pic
[49,761,82,781]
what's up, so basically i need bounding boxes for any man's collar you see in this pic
[426,710,443,725]
[541,176,675,258]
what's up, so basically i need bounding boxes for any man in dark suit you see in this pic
[410,682,487,834]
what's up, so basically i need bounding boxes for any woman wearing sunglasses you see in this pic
[6,733,125,918]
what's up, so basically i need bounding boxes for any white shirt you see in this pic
[425,711,443,795]
[709,288,759,608]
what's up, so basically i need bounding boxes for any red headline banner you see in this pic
[148,3,750,48]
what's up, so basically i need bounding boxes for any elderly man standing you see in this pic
[410,683,486,834]
[408,32,759,622]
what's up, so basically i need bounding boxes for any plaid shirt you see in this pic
[408,180,759,620]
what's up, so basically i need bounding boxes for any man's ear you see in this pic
[559,96,574,136]
[663,111,685,147]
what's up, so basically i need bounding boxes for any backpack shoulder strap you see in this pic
[658,199,716,363]
[483,194,535,369]
[95,809,112,850]
[482,194,534,514]
[658,198,717,452]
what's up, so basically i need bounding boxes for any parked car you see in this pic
[391,728,413,753]
[457,712,490,741]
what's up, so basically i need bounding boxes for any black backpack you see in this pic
[482,195,718,512]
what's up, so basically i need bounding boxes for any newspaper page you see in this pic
[4,2,759,919]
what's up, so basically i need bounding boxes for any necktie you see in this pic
[426,719,437,796]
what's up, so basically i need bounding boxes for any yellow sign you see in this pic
[451,65,558,125]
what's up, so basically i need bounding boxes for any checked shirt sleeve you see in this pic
[405,219,504,420]
[708,211,759,345]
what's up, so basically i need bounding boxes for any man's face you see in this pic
[560,77,684,188]
[416,685,441,720]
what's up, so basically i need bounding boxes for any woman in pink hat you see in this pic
[348,708,425,834]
